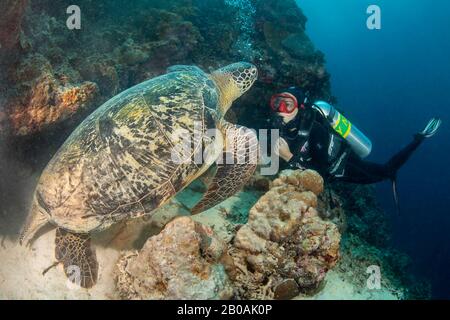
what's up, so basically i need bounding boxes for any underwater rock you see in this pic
[115,170,340,300]
[273,278,300,300]
[332,183,390,247]
[7,60,99,136]
[281,33,316,59]
[272,169,325,195]
[115,216,233,300]
[0,0,27,53]
[229,169,340,299]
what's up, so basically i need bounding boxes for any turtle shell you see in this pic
[35,69,220,233]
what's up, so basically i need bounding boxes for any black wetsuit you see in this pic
[271,106,424,184]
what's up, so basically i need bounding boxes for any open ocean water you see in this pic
[298,0,450,299]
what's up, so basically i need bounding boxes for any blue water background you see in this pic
[296,0,450,298]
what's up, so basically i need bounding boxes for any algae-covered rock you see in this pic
[7,53,99,136]
[229,169,341,299]
[115,216,233,300]
[114,169,340,300]
[0,0,27,52]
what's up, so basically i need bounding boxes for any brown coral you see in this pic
[115,216,233,300]
[229,169,340,299]
[8,78,98,136]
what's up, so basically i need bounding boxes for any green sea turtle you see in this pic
[20,62,259,288]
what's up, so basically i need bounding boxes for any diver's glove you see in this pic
[415,117,442,140]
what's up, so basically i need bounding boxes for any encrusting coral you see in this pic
[8,53,99,136]
[229,169,341,299]
[115,216,234,300]
[114,170,341,300]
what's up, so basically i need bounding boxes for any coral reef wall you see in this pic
[0,0,27,58]
[0,0,331,166]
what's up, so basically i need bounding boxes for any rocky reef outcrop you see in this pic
[114,169,341,300]
[229,169,340,299]
[116,216,233,300]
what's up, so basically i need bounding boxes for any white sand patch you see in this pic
[0,230,119,299]
[296,270,400,300]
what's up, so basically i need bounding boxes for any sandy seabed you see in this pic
[0,183,399,300]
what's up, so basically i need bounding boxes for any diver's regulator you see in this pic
[312,101,372,158]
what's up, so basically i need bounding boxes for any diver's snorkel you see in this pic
[312,101,372,158]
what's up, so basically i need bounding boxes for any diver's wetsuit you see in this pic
[271,107,424,184]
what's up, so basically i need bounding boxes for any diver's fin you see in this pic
[55,228,98,289]
[386,117,442,216]
[191,123,259,214]
[20,195,50,246]
[418,117,442,138]
[392,177,401,215]
[385,118,442,180]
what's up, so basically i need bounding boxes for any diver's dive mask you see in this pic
[270,92,306,114]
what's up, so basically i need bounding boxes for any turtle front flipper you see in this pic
[191,122,259,214]
[55,228,98,289]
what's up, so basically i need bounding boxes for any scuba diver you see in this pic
[270,87,442,212]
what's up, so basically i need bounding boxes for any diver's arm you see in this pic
[274,137,294,162]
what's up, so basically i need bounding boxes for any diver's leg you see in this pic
[338,138,426,184]
[383,136,422,174]
[337,118,442,184]
[335,153,390,184]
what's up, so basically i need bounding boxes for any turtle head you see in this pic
[210,62,258,116]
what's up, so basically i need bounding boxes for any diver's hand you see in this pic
[274,137,294,162]
[417,118,442,139]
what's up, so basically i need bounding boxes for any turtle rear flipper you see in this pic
[55,228,98,289]
[191,122,259,214]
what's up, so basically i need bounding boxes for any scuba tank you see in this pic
[312,101,372,158]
